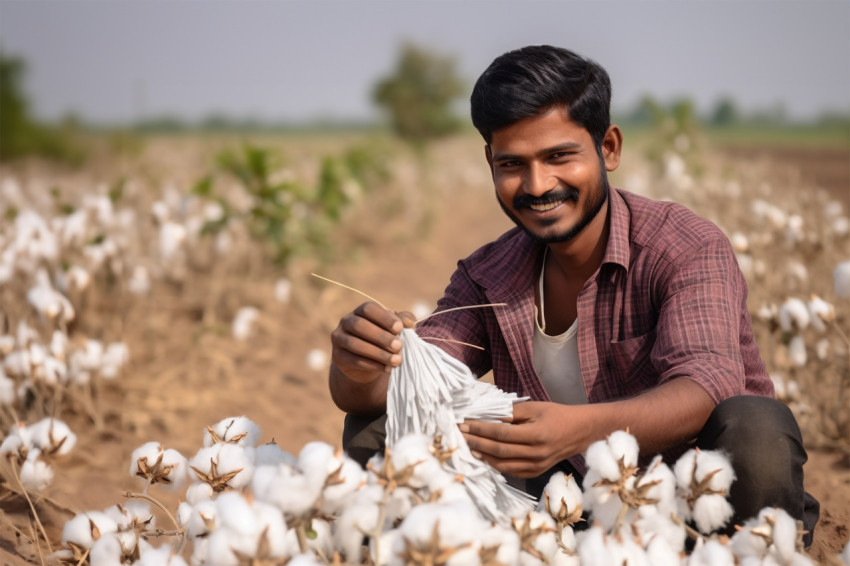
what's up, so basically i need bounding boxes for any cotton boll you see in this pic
[635,455,677,518]
[185,482,214,505]
[778,298,810,332]
[808,295,835,332]
[335,501,381,561]
[205,527,248,566]
[480,523,521,566]
[0,372,14,405]
[254,441,297,466]
[136,544,188,566]
[204,416,262,447]
[523,511,559,562]
[287,553,325,566]
[189,442,254,491]
[576,524,614,566]
[297,441,339,485]
[767,508,801,564]
[788,335,808,367]
[606,430,639,469]
[693,450,735,493]
[321,456,368,515]
[89,532,126,566]
[104,501,155,532]
[232,307,259,341]
[537,471,583,524]
[128,266,151,295]
[185,499,217,538]
[729,515,771,559]
[687,538,736,566]
[835,261,850,299]
[62,511,119,550]
[816,338,831,361]
[730,232,749,253]
[101,342,129,379]
[20,449,54,490]
[390,433,444,490]
[29,417,76,456]
[584,440,621,482]
[274,278,292,304]
[306,348,328,371]
[582,468,631,531]
[633,513,686,555]
[692,493,734,534]
[251,463,321,517]
[159,221,186,261]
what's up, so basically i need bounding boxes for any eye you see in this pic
[498,160,522,169]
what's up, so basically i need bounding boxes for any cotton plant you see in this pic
[1,417,77,491]
[728,507,813,565]
[673,448,736,535]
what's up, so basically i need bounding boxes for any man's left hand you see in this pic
[459,401,585,477]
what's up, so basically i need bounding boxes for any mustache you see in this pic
[513,187,579,209]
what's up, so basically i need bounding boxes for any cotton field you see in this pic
[0,133,847,564]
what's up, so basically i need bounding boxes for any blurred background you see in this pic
[1,0,848,154]
[0,2,849,562]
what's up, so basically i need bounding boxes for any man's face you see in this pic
[486,107,610,244]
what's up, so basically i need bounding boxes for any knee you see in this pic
[698,395,804,484]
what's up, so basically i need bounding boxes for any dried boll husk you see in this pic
[28,417,76,456]
[130,441,188,490]
[189,442,253,492]
[537,471,583,527]
[20,449,54,490]
[204,416,262,448]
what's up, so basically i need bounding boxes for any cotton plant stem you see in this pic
[8,461,53,554]
[415,303,508,325]
[123,490,181,532]
[671,512,704,542]
[420,336,486,351]
[30,521,46,566]
[295,524,309,554]
[74,548,89,566]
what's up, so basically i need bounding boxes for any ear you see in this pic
[601,125,623,171]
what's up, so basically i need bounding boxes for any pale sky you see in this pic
[1,0,848,125]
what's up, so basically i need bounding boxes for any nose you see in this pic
[524,163,558,197]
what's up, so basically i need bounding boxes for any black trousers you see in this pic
[342,395,819,546]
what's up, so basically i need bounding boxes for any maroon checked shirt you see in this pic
[416,188,774,471]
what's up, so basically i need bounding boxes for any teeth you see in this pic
[529,201,561,212]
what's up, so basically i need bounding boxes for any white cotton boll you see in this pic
[335,501,381,561]
[778,298,810,332]
[306,348,328,371]
[214,231,232,254]
[130,442,163,478]
[136,544,188,566]
[297,440,338,482]
[151,200,170,224]
[16,321,39,348]
[322,457,368,515]
[693,450,736,493]
[736,254,754,280]
[584,440,621,482]
[636,456,678,517]
[203,201,225,222]
[687,538,736,566]
[27,283,75,323]
[205,416,262,448]
[50,331,68,360]
[20,449,54,490]
[3,350,31,379]
[633,513,686,554]
[0,372,14,405]
[816,338,831,361]
[205,527,246,566]
[274,278,292,304]
[537,471,583,521]
[89,532,126,566]
[185,482,214,505]
[62,511,119,550]
[252,463,321,517]
[186,499,217,538]
[606,430,639,468]
[785,261,809,286]
[128,266,150,295]
[101,342,129,379]
[253,501,293,560]
[410,300,432,321]
[254,442,297,467]
[0,334,15,355]
[287,554,324,566]
[835,261,850,299]
[808,295,835,332]
[840,539,850,565]
[159,221,186,261]
[767,508,801,564]
[730,232,749,253]
[832,216,850,237]
[692,493,735,534]
[390,433,443,489]
[104,501,155,531]
[189,442,254,490]
[785,215,805,244]
[481,524,521,566]
[525,511,559,561]
[771,374,787,401]
[29,417,77,455]
[789,335,808,367]
[216,491,259,538]
[232,307,259,341]
[576,524,614,566]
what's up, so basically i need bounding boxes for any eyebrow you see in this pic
[491,141,583,162]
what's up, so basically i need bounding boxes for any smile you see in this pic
[529,201,563,212]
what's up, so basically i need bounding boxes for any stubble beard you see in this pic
[498,165,610,245]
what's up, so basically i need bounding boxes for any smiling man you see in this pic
[329,45,818,544]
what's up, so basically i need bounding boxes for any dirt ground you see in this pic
[0,135,848,564]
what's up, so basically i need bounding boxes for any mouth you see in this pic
[529,201,562,212]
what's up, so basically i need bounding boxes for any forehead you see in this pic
[489,107,593,155]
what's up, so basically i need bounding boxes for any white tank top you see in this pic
[532,250,588,405]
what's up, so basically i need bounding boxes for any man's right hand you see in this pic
[329,301,415,414]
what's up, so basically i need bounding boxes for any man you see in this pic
[329,45,818,543]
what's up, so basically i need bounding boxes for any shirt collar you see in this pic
[604,188,632,271]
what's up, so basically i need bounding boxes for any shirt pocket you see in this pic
[606,327,657,397]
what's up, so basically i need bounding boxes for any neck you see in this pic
[546,199,610,282]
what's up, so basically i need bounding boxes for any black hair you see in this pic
[470,45,612,149]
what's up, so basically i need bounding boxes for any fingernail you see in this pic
[471,450,482,459]
[390,338,402,352]
[458,423,469,433]
[390,354,402,366]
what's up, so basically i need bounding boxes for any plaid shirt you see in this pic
[417,188,773,469]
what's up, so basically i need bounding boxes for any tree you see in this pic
[709,96,739,127]
[372,43,465,142]
[0,50,37,159]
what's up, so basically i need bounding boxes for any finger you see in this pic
[461,430,538,460]
[338,314,404,356]
[460,419,538,445]
[332,329,402,368]
[355,301,405,334]
[396,310,417,329]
